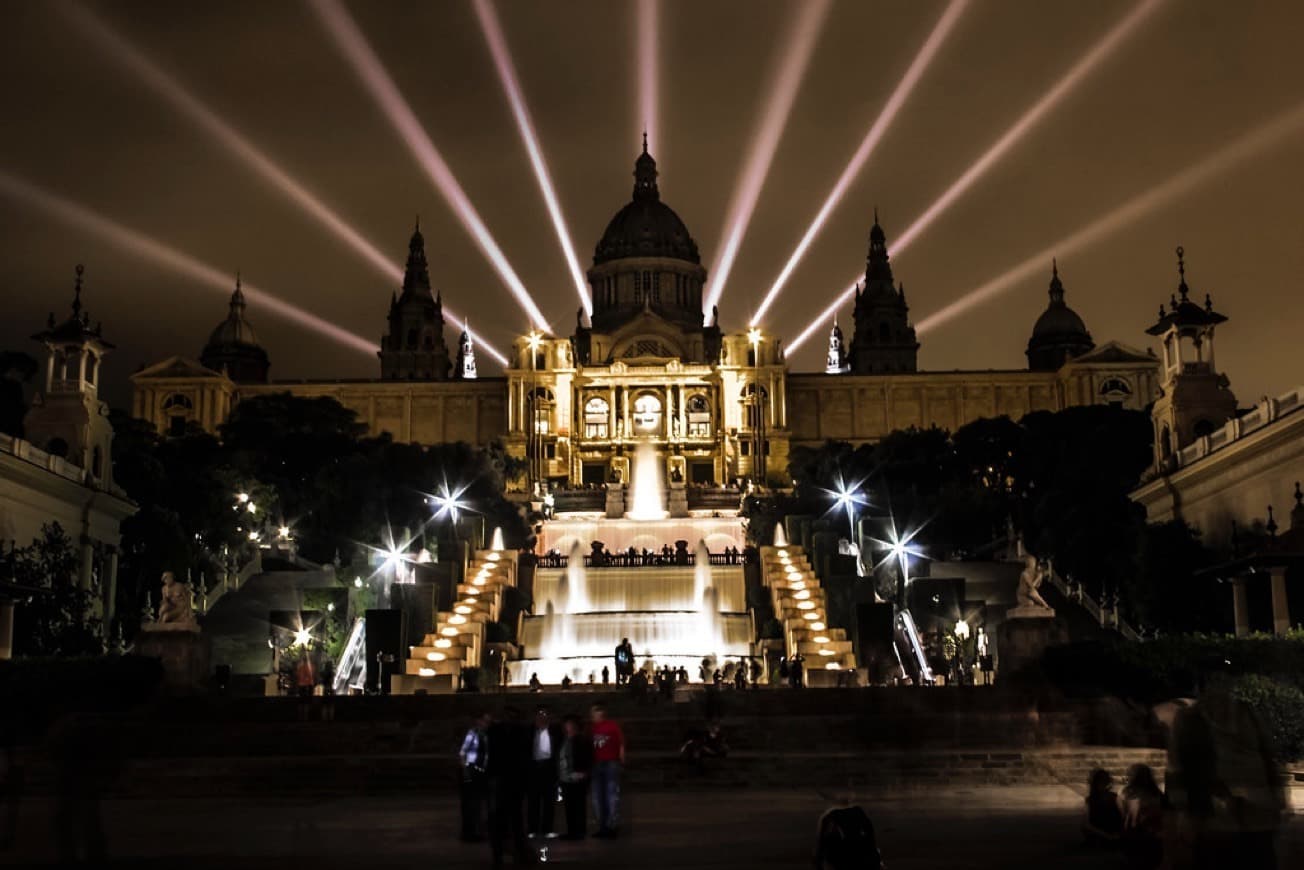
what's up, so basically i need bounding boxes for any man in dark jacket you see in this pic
[557,714,593,839]
[526,706,564,838]
[485,707,534,867]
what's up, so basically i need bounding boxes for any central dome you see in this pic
[592,141,700,266]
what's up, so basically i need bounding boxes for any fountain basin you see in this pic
[522,612,752,660]
[535,566,745,614]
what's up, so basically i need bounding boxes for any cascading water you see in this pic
[773,523,788,546]
[490,527,505,550]
[693,539,712,608]
[626,440,668,520]
[564,541,590,614]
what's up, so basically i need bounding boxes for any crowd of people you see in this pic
[458,703,625,867]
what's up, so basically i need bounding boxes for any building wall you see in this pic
[239,379,508,448]
[1132,388,1304,548]
[0,433,135,621]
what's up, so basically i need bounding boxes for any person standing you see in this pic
[614,638,633,686]
[527,707,562,839]
[458,712,490,842]
[485,707,533,867]
[589,704,625,838]
[557,715,592,840]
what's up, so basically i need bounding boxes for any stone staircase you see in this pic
[394,547,516,693]
[760,544,858,678]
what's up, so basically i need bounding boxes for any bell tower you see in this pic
[1147,247,1237,469]
[849,211,919,373]
[25,264,117,486]
[455,321,478,379]
[379,219,452,380]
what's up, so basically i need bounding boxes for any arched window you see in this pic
[1099,377,1132,407]
[163,393,193,437]
[632,393,662,435]
[584,396,610,439]
[163,394,194,410]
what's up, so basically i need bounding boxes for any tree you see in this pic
[3,523,101,656]
[0,350,38,438]
[1131,521,1224,632]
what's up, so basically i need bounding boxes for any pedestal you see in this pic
[133,625,212,693]
[668,481,688,518]
[604,483,625,519]
[996,609,1067,682]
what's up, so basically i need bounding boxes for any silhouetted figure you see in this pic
[560,675,571,691]
[680,722,729,771]
[558,715,592,839]
[48,714,120,866]
[749,657,762,687]
[459,712,491,842]
[677,667,689,684]
[734,663,747,691]
[529,673,542,693]
[790,654,806,689]
[614,638,633,686]
[814,803,883,869]
[1119,764,1163,868]
[527,706,563,838]
[1081,768,1123,845]
[485,707,534,867]
[601,665,610,686]
[589,704,625,838]
[779,656,790,684]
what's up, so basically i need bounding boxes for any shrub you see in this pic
[1229,674,1304,762]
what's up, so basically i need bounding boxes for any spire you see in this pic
[71,264,84,316]
[400,219,433,299]
[1175,245,1189,301]
[230,272,246,310]
[865,211,893,286]
[633,136,660,201]
[1048,259,1065,305]
[456,319,477,379]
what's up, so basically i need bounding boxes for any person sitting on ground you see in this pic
[1119,763,1164,868]
[680,722,729,770]
[814,802,883,870]
[1081,768,1124,845]
[529,673,542,693]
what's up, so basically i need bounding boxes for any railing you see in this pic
[1044,565,1141,642]
[201,551,262,614]
[536,551,743,569]
[1167,386,1303,472]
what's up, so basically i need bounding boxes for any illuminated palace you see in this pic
[132,142,1160,487]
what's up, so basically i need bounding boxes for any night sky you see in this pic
[2,0,1301,409]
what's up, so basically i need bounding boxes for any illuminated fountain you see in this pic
[626,440,667,520]
[490,526,505,551]
[773,523,788,547]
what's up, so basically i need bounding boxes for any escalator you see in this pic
[332,616,368,695]
[893,609,935,686]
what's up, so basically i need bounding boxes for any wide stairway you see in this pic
[760,544,858,679]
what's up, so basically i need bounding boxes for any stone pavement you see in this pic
[5,785,1302,869]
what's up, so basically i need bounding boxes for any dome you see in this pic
[201,277,269,382]
[592,140,700,266]
[1027,261,1093,371]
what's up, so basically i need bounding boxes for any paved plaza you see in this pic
[6,784,1302,868]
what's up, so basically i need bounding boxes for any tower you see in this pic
[1147,247,1237,469]
[848,212,918,373]
[1026,260,1094,371]
[455,321,478,379]
[200,274,270,383]
[379,220,452,380]
[825,315,849,374]
[25,264,116,486]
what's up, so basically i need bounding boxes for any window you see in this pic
[1099,377,1132,408]
[687,394,711,438]
[651,272,660,303]
[529,387,554,435]
[632,393,662,435]
[584,396,610,439]
[163,393,193,410]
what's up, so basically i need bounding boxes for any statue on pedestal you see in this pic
[1014,554,1053,614]
[152,571,199,630]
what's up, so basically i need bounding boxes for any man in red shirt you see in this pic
[589,704,625,838]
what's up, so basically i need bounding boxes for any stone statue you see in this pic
[1016,554,1052,611]
[155,571,197,628]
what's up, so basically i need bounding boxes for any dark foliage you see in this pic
[3,523,101,656]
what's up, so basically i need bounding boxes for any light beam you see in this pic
[787,0,1167,354]
[59,0,509,366]
[473,0,590,315]
[0,170,377,356]
[703,0,832,316]
[916,99,1304,333]
[750,0,969,325]
[637,0,659,156]
[310,0,550,332]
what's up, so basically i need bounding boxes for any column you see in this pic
[621,385,631,436]
[676,384,686,437]
[103,549,119,627]
[1233,576,1250,637]
[79,537,94,593]
[0,599,13,660]
[608,384,617,438]
[1270,567,1291,636]
[664,386,673,439]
